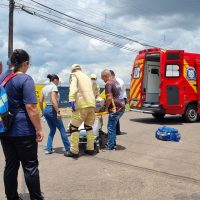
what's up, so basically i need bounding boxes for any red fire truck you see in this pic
[130,48,200,122]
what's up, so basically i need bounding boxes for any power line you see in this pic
[14,2,149,52]
[15,0,169,48]
[51,0,166,47]
[2,0,170,52]
[29,0,156,48]
[15,2,115,32]
[16,4,130,44]
[19,6,139,52]
[46,0,139,35]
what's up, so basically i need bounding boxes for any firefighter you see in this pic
[65,64,96,157]
[90,73,100,99]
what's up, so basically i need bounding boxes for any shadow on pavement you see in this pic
[53,147,65,154]
[130,116,185,125]
[115,144,126,151]
[100,144,126,151]
[117,132,127,135]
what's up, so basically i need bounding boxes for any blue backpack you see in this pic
[155,126,181,142]
[0,73,17,134]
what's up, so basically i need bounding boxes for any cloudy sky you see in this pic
[0,0,200,86]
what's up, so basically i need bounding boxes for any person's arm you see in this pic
[69,74,78,111]
[39,92,44,116]
[51,91,61,119]
[105,83,112,111]
[105,82,117,113]
[105,93,112,111]
[25,104,44,142]
[69,74,78,102]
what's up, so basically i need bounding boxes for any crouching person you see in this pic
[65,64,96,158]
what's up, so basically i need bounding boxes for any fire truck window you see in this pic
[167,53,180,60]
[166,64,179,77]
[133,67,140,79]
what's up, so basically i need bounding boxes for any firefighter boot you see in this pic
[64,150,79,158]
[84,149,95,155]
[85,130,95,155]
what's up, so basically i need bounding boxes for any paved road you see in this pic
[1,111,200,200]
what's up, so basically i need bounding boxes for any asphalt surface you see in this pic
[1,111,200,200]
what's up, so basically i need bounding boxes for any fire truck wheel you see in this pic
[152,113,165,120]
[183,104,198,122]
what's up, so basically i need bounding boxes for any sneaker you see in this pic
[105,144,116,150]
[64,150,79,158]
[45,149,55,154]
[102,146,116,152]
[84,150,95,155]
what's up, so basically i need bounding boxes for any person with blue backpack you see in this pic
[0,49,44,200]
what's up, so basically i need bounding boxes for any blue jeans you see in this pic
[44,105,70,152]
[107,108,125,149]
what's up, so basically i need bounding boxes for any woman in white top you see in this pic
[40,74,70,154]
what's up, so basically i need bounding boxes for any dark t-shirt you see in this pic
[0,70,37,136]
[105,79,124,113]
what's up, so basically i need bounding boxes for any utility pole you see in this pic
[8,0,15,58]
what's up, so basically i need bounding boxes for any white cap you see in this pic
[71,64,81,72]
[90,73,97,79]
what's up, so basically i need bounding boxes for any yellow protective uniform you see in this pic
[69,71,95,109]
[70,108,95,154]
[69,70,95,154]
